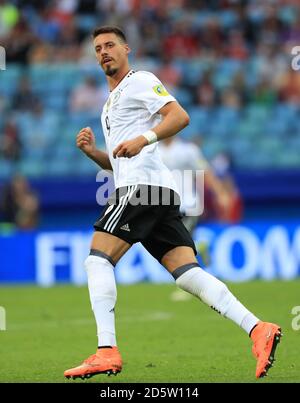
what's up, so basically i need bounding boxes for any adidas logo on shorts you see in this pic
[120,223,130,232]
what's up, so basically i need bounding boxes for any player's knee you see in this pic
[84,249,115,270]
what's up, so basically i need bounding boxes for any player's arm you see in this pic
[203,168,232,218]
[192,147,231,219]
[77,127,113,171]
[113,101,189,158]
[151,101,190,140]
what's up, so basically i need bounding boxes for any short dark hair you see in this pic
[92,26,127,43]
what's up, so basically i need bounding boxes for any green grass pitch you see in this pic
[0,281,299,383]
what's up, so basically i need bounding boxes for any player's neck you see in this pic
[107,65,131,92]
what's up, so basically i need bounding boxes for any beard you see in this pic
[104,65,118,77]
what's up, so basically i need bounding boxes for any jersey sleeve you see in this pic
[132,72,176,115]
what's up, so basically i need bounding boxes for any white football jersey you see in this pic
[100,70,178,192]
[159,138,208,172]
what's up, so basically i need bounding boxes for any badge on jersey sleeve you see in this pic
[153,84,169,96]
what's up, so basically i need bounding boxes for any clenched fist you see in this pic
[76,127,96,156]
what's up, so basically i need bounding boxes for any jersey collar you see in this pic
[110,69,135,93]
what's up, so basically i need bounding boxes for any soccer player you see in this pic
[64,26,282,380]
[159,136,230,294]
[159,136,231,233]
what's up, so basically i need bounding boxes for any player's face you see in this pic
[94,33,130,77]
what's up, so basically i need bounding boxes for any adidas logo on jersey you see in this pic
[120,223,130,232]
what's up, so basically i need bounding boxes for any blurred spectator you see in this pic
[220,88,242,109]
[19,99,60,157]
[0,120,22,161]
[234,2,257,45]
[277,69,300,105]
[138,22,162,58]
[98,0,131,20]
[199,17,223,54]
[162,20,199,59]
[54,17,81,61]
[259,3,284,46]
[70,76,108,114]
[281,13,300,45]
[0,175,39,229]
[232,71,248,105]
[251,78,277,106]
[29,42,53,64]
[52,0,79,24]
[57,16,80,46]
[255,43,287,83]
[196,70,216,107]
[4,16,36,64]
[12,76,37,112]
[122,12,140,56]
[32,6,61,44]
[155,56,182,92]
[77,0,97,14]
[224,30,249,60]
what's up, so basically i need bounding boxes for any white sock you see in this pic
[175,266,259,335]
[84,254,117,346]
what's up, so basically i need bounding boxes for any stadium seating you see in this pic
[1,61,298,181]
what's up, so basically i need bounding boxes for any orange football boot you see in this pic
[251,321,282,378]
[64,347,122,380]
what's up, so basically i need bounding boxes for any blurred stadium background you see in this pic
[0,0,300,383]
[1,0,300,284]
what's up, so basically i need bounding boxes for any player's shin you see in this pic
[84,253,117,347]
[173,264,259,334]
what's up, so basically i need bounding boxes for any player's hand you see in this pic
[113,135,148,159]
[76,127,96,156]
